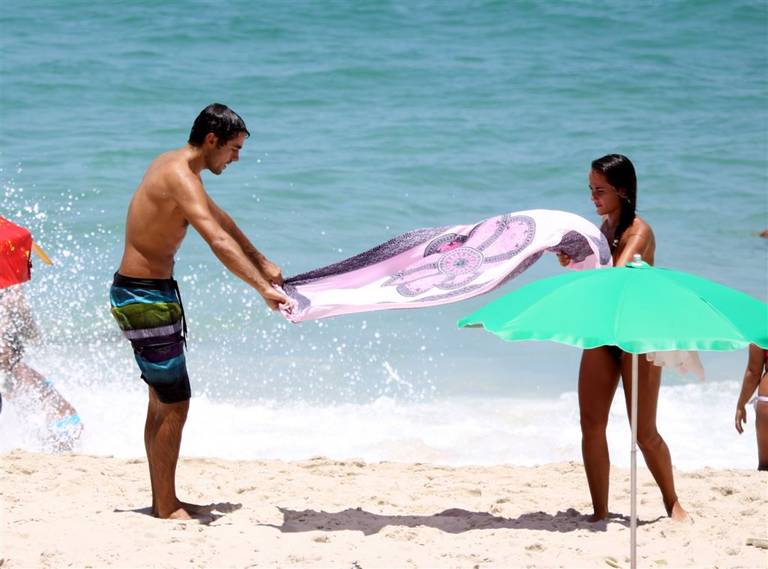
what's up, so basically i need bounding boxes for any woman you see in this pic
[0,284,82,449]
[559,154,687,522]
[734,344,768,470]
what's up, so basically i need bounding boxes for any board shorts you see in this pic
[606,345,623,362]
[110,273,190,404]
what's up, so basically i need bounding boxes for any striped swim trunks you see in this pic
[110,273,190,403]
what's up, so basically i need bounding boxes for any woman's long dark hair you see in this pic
[591,154,637,250]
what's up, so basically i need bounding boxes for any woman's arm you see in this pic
[735,344,765,433]
[614,222,654,267]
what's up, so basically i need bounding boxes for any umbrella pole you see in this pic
[630,352,638,569]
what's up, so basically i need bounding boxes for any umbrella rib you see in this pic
[612,276,630,351]
[662,272,756,349]
[623,270,754,352]
[500,271,618,349]
[492,274,589,335]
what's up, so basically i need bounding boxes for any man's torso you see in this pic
[119,150,197,279]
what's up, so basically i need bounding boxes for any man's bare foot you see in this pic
[166,507,194,520]
[156,501,215,523]
[668,500,689,522]
[180,501,214,514]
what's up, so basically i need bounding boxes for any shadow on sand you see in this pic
[264,507,664,536]
[114,502,242,525]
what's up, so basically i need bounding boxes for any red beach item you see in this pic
[0,216,33,289]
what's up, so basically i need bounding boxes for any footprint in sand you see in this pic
[525,543,544,552]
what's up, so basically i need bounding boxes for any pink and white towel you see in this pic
[279,209,611,323]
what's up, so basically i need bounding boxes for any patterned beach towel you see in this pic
[279,209,611,323]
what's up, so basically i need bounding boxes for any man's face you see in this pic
[207,132,246,175]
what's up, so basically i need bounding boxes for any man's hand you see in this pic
[556,252,571,267]
[260,286,289,311]
[261,259,284,286]
[735,405,747,434]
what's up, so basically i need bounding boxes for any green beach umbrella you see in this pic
[458,255,768,569]
[459,258,766,351]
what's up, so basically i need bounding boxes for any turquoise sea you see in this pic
[1,1,766,467]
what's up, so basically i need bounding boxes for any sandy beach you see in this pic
[1,450,766,568]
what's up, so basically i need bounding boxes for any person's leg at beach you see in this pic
[578,346,621,522]
[145,388,160,515]
[619,354,688,520]
[145,388,192,519]
[8,361,79,420]
[145,386,212,519]
[110,274,211,518]
[1,352,82,448]
[756,376,768,471]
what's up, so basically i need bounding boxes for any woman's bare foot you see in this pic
[587,510,609,523]
[668,500,689,522]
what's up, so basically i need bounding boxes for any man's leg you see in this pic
[145,389,190,519]
[111,275,212,518]
[145,388,160,515]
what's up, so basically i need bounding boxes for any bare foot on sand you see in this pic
[669,501,689,522]
[585,508,611,522]
[166,507,194,520]
[159,502,215,523]
[180,501,214,514]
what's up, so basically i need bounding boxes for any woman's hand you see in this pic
[735,405,747,434]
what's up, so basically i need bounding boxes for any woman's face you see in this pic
[588,169,624,217]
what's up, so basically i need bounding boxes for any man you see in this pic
[110,103,286,520]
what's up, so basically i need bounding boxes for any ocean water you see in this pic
[1,1,766,468]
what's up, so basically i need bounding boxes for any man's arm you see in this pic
[171,170,286,308]
[206,196,284,286]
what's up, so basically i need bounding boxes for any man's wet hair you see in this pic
[188,103,250,146]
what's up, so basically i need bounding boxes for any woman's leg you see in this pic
[579,347,621,521]
[619,354,687,520]
[8,361,78,423]
[755,374,768,471]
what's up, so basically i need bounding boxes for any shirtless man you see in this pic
[110,103,287,520]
